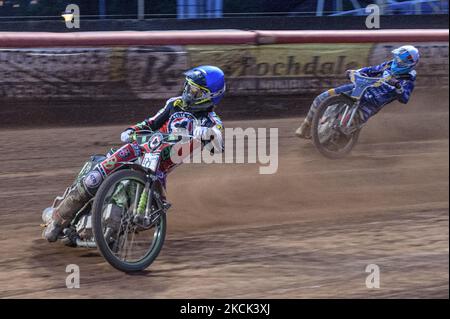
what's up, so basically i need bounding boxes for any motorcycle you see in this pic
[311,71,394,159]
[41,130,189,272]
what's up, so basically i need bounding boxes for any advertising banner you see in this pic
[0,42,448,100]
[0,48,113,99]
[187,44,373,95]
[0,46,187,99]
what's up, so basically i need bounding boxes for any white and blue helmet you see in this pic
[391,45,420,75]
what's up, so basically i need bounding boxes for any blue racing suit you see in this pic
[305,61,416,124]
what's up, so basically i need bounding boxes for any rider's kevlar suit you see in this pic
[49,97,224,234]
[297,61,416,137]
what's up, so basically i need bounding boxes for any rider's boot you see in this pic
[44,182,92,242]
[295,120,312,139]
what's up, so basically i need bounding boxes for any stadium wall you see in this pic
[0,29,448,127]
[0,30,448,101]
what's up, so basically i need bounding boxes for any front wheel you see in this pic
[311,95,361,159]
[92,169,166,272]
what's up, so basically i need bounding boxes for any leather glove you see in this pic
[120,129,135,143]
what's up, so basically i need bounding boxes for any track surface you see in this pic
[0,90,448,298]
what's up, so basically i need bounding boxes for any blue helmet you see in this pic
[391,45,420,75]
[181,65,226,112]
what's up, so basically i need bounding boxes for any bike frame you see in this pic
[114,130,192,222]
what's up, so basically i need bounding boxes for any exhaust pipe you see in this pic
[76,239,97,248]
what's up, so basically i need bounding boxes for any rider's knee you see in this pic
[305,91,332,122]
[316,91,330,104]
[82,165,104,196]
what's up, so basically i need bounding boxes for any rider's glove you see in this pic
[193,126,210,141]
[386,77,399,87]
[345,70,353,80]
[383,70,404,94]
[387,78,404,93]
[120,129,135,143]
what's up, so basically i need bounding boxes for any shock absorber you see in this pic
[137,190,148,215]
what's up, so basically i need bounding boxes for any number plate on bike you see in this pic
[141,152,159,171]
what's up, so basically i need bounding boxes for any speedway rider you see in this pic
[295,45,420,139]
[44,65,226,242]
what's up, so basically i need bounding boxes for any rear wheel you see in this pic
[311,95,361,159]
[92,169,166,272]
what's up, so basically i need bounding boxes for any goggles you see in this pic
[183,79,211,104]
[393,49,415,67]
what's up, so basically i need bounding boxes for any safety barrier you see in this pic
[0,29,448,47]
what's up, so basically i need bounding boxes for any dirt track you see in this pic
[0,89,448,298]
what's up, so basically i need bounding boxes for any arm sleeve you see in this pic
[129,102,172,132]
[204,112,225,153]
[358,61,390,77]
[397,79,415,104]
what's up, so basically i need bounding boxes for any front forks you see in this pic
[133,178,169,229]
[337,103,363,135]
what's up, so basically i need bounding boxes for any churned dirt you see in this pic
[0,89,448,298]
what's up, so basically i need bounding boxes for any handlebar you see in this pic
[349,70,395,89]
[349,70,390,82]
